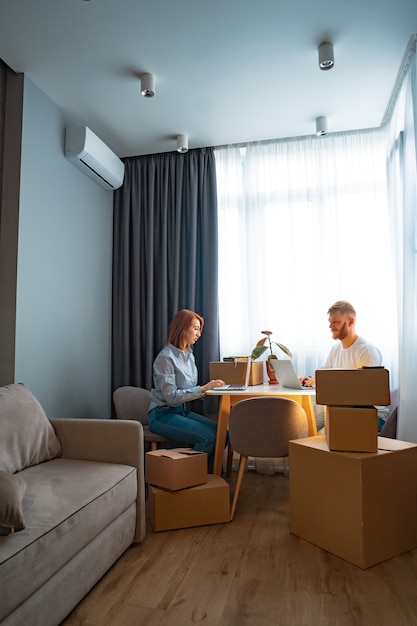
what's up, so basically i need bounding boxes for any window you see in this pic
[215,131,398,381]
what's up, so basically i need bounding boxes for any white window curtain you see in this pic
[385,36,417,440]
[215,129,398,387]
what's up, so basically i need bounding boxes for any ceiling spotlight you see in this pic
[177,134,188,153]
[316,116,328,137]
[141,73,155,98]
[318,42,334,70]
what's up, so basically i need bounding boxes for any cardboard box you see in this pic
[145,448,207,491]
[315,368,390,406]
[289,435,417,568]
[209,360,264,385]
[325,406,378,453]
[147,474,231,531]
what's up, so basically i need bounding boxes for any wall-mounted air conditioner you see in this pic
[64,126,125,190]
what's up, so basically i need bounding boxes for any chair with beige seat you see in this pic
[113,386,175,451]
[228,396,309,520]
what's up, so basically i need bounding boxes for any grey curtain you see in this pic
[112,147,220,414]
[0,61,23,386]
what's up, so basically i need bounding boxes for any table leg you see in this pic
[213,394,231,475]
[302,395,317,436]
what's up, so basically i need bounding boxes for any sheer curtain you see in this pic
[385,36,417,440]
[215,130,398,385]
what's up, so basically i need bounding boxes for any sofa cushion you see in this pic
[0,383,61,473]
[0,458,137,622]
[0,470,27,535]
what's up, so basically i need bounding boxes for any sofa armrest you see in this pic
[50,418,142,465]
[50,418,146,542]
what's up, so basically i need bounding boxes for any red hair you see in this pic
[167,309,204,348]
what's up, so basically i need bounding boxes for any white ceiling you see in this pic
[0,0,416,158]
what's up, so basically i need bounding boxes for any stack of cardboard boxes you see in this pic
[289,368,417,568]
[317,367,391,453]
[146,448,230,531]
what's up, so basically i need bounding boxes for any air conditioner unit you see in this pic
[64,126,125,190]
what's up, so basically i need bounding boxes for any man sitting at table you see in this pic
[299,300,388,431]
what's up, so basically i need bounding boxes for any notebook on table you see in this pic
[271,359,315,390]
[217,357,252,391]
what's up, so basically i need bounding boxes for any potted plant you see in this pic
[251,330,292,384]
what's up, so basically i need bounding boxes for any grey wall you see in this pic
[14,76,114,418]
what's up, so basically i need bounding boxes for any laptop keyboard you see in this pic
[223,384,246,390]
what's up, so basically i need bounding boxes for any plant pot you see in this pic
[265,359,279,385]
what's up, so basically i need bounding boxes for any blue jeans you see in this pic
[148,404,218,472]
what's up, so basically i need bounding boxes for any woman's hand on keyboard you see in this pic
[201,379,226,394]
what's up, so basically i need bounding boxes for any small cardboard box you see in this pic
[209,360,264,385]
[315,368,390,406]
[147,474,231,531]
[145,448,207,491]
[325,406,378,453]
[289,435,417,568]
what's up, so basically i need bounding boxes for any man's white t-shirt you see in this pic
[323,336,382,369]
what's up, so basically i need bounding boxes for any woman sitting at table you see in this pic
[148,309,225,472]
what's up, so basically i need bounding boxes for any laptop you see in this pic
[271,359,314,390]
[217,357,252,391]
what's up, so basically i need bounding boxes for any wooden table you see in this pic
[206,385,317,475]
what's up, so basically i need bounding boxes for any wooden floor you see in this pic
[62,468,417,626]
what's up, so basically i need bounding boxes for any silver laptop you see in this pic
[271,359,313,390]
[218,357,252,391]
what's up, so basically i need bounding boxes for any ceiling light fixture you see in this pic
[316,116,328,137]
[177,134,188,153]
[318,42,334,70]
[141,73,155,98]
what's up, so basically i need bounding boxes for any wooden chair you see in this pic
[228,396,309,520]
[113,386,174,451]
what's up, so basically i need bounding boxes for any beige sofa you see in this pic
[0,383,146,626]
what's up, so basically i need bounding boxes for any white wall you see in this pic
[14,76,114,418]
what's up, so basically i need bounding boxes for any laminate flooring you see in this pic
[61,468,417,626]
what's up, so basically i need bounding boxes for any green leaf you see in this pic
[251,345,268,360]
[272,342,293,358]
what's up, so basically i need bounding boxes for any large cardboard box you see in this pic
[325,406,378,453]
[147,474,231,531]
[315,367,390,406]
[289,435,417,568]
[209,360,264,385]
[145,448,207,491]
